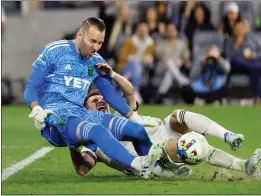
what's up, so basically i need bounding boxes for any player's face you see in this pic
[86,95,109,113]
[78,26,105,58]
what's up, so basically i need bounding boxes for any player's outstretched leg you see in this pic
[204,145,261,178]
[146,133,260,178]
[107,116,152,156]
[64,117,156,179]
[173,110,244,151]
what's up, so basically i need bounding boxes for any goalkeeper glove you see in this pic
[29,106,53,129]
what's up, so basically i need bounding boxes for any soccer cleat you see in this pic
[224,132,244,151]
[151,165,192,178]
[145,142,192,178]
[131,156,156,179]
[137,142,170,179]
[173,166,192,177]
[122,169,135,176]
[139,156,152,179]
[245,148,261,178]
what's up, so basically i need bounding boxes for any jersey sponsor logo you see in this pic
[64,76,90,90]
[65,64,72,71]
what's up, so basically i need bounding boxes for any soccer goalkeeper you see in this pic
[24,17,171,179]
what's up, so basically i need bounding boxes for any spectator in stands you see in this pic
[142,6,166,41]
[153,22,191,103]
[183,45,230,105]
[225,20,261,105]
[2,7,7,38]
[116,22,154,104]
[181,1,216,53]
[218,2,242,39]
[99,0,133,63]
[155,1,173,23]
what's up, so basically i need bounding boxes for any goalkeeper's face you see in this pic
[85,95,109,113]
[77,26,105,59]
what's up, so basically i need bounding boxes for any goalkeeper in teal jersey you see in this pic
[24,17,163,179]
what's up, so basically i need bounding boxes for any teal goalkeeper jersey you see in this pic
[28,40,104,110]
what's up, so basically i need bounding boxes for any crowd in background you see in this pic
[82,0,261,106]
[2,0,261,106]
[78,0,261,106]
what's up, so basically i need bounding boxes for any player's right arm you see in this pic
[24,47,50,107]
[24,46,54,129]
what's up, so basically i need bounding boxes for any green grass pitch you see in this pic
[2,105,261,194]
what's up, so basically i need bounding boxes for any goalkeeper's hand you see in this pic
[128,111,162,127]
[29,106,53,129]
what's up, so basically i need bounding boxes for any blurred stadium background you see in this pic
[1,1,261,194]
[2,0,261,106]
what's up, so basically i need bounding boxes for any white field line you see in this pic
[2,147,54,182]
[2,145,39,149]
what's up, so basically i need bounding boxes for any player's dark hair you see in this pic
[84,89,101,107]
[81,17,106,32]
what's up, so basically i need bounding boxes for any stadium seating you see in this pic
[227,31,261,99]
[192,31,224,60]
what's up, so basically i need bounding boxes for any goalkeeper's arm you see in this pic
[24,47,51,110]
[24,66,46,110]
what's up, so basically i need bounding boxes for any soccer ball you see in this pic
[177,132,209,165]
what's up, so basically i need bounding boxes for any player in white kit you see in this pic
[79,64,261,178]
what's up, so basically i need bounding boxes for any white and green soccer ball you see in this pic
[177,132,209,165]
